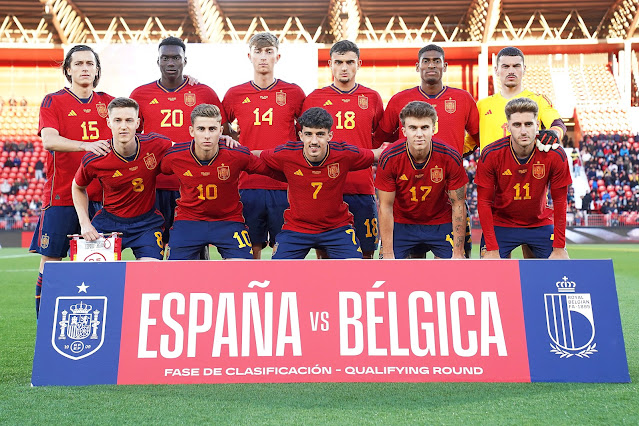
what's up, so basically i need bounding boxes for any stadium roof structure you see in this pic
[0,0,637,46]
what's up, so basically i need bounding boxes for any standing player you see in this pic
[256,107,383,259]
[160,104,284,260]
[302,40,384,259]
[30,45,114,317]
[475,98,571,259]
[473,46,566,152]
[72,97,171,260]
[376,102,468,259]
[130,36,227,255]
[374,44,479,257]
[222,32,305,258]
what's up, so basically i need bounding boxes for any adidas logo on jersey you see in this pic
[150,98,159,105]
[502,169,512,176]
[294,169,304,176]
[183,170,193,177]
[485,109,492,115]
[323,100,333,106]
[68,110,77,117]
[399,174,408,181]
[112,170,123,177]
[242,97,251,104]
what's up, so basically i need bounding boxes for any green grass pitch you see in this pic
[1,245,637,424]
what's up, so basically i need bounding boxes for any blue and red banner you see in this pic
[32,260,630,386]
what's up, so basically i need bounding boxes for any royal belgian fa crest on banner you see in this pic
[276,91,287,106]
[96,102,108,118]
[358,95,369,110]
[545,276,597,358]
[533,162,546,179]
[444,99,456,114]
[328,163,340,178]
[52,296,107,360]
[217,164,230,181]
[143,153,157,170]
[184,92,196,107]
[430,165,444,183]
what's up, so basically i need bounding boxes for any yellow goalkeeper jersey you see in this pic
[476,89,561,151]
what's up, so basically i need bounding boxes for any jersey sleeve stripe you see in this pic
[480,137,510,161]
[81,152,100,167]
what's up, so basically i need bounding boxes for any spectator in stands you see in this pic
[581,191,593,213]
[4,157,15,168]
[0,179,10,195]
[19,97,28,107]
[34,159,44,180]
[25,140,34,152]
[12,156,21,168]
[16,140,26,151]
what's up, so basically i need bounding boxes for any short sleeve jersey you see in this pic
[302,84,384,195]
[375,139,468,225]
[39,88,114,207]
[160,141,279,222]
[376,86,479,154]
[477,90,561,150]
[475,137,572,227]
[222,79,305,190]
[75,133,172,218]
[260,141,374,233]
[130,79,226,191]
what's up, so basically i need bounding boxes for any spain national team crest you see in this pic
[430,166,444,183]
[41,233,50,249]
[96,102,108,118]
[533,162,546,179]
[217,164,230,181]
[545,276,597,358]
[444,99,456,114]
[328,163,340,178]
[143,153,157,170]
[358,95,369,110]
[52,296,107,360]
[184,92,196,107]
[276,91,287,106]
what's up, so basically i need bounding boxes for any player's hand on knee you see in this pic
[536,130,561,152]
[482,249,501,259]
[549,247,570,259]
[80,224,101,242]
[219,135,240,148]
[82,139,111,156]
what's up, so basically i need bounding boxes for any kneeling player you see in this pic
[72,97,171,260]
[476,97,571,259]
[376,101,468,259]
[161,104,284,260]
[256,107,383,259]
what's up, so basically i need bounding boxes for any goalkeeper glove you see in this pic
[536,130,561,152]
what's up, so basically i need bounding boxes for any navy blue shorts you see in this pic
[273,225,363,259]
[29,206,80,258]
[91,208,165,259]
[410,201,472,258]
[240,189,288,248]
[394,222,454,259]
[480,225,554,258]
[344,194,378,253]
[155,189,180,244]
[167,220,253,260]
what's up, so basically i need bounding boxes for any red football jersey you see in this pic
[160,141,282,222]
[475,137,572,228]
[222,79,305,190]
[130,79,226,191]
[302,84,383,195]
[375,139,468,225]
[75,133,172,218]
[375,86,479,154]
[39,88,114,207]
[261,141,374,233]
